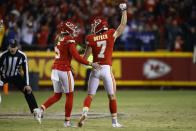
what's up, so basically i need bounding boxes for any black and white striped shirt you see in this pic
[0,50,29,85]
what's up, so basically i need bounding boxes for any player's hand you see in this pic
[24,85,32,94]
[119,3,127,11]
[91,62,102,70]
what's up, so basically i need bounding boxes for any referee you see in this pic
[0,39,38,113]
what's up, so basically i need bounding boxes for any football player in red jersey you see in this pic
[33,20,101,127]
[78,3,127,128]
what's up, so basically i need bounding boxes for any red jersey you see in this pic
[52,35,90,71]
[86,29,115,66]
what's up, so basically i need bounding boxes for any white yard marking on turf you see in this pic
[0,112,130,120]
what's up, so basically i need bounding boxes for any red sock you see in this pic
[65,92,74,120]
[109,99,117,117]
[83,96,92,108]
[41,93,62,111]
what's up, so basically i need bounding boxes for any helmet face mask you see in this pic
[60,20,79,37]
[92,17,108,34]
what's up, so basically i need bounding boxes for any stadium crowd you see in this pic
[0,0,195,51]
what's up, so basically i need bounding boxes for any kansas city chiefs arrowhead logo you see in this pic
[143,59,171,79]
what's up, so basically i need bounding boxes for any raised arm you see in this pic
[113,3,127,40]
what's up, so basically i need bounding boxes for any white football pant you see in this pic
[51,69,74,93]
[88,65,116,95]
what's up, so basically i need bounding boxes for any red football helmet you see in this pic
[91,17,108,34]
[60,20,79,37]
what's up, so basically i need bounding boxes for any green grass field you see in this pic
[0,90,196,131]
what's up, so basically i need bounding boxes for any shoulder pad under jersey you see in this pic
[64,36,76,44]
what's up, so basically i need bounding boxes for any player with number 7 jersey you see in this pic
[86,28,115,65]
[78,2,127,128]
[33,20,101,127]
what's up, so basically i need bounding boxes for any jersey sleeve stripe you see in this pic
[0,50,9,57]
[67,40,75,43]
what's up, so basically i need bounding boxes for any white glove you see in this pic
[0,80,3,86]
[119,3,127,11]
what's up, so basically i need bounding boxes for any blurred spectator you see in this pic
[124,20,140,51]
[126,1,137,20]
[145,0,157,13]
[185,26,196,52]
[139,25,155,51]
[165,18,182,51]
[0,0,195,51]
[0,15,5,49]
[35,25,49,50]
[173,35,183,52]
[21,21,34,50]
[5,25,21,49]
[151,24,161,49]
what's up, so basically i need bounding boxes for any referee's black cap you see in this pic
[9,39,18,48]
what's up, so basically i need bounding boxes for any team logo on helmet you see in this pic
[60,20,79,37]
[91,17,108,34]
[65,21,77,31]
[94,19,102,26]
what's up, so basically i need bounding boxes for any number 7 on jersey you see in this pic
[97,40,106,58]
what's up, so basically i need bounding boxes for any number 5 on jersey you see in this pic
[97,40,106,58]
[55,42,60,59]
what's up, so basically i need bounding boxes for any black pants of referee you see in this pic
[3,75,38,113]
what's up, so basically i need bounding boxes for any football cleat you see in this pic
[64,121,76,127]
[33,108,43,124]
[112,122,123,128]
[78,114,87,127]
